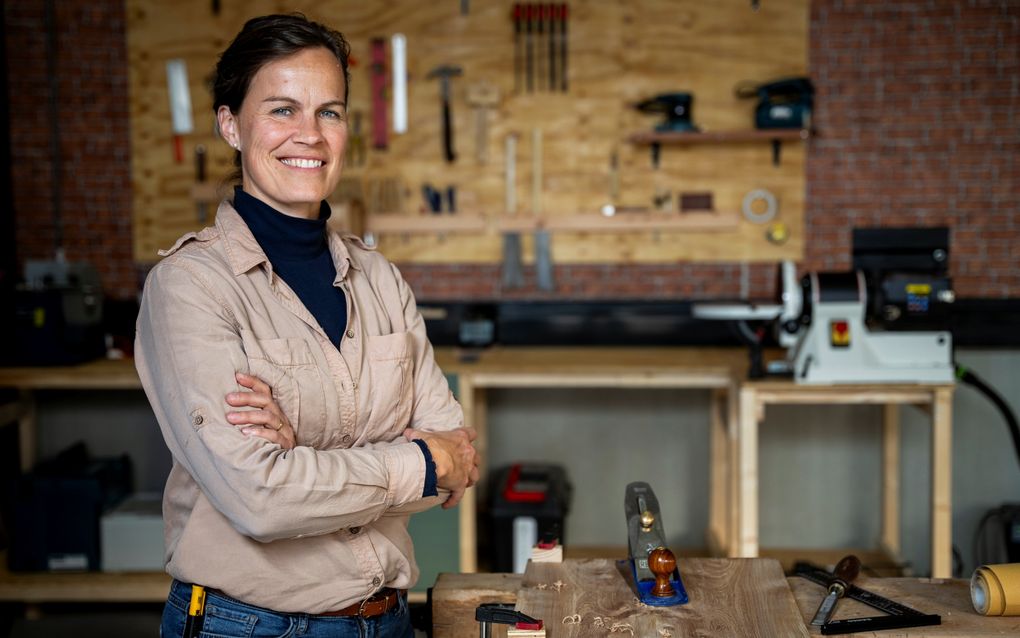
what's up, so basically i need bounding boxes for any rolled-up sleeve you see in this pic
[136,260,426,542]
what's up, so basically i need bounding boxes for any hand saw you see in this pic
[624,482,688,606]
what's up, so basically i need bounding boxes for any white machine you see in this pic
[694,228,956,384]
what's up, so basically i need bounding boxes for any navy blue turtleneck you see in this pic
[233,187,347,347]
[232,188,437,498]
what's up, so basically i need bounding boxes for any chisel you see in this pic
[811,555,862,626]
[560,3,568,92]
[194,144,207,223]
[166,59,193,163]
[536,3,545,91]
[548,4,557,90]
[525,4,534,93]
[513,4,523,93]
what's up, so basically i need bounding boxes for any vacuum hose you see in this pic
[956,363,1020,474]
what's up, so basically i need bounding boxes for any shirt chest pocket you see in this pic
[240,330,327,445]
[361,330,413,439]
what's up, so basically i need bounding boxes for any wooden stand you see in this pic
[734,381,955,578]
[446,347,743,571]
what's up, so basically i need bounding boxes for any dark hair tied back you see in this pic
[212,13,351,175]
[213,13,350,113]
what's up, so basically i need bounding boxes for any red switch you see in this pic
[830,320,851,348]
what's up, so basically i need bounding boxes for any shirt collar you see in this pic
[214,197,359,279]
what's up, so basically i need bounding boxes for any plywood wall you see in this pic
[128,0,808,264]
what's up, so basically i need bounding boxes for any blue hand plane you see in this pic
[624,481,688,606]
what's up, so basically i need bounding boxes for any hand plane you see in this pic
[625,481,688,606]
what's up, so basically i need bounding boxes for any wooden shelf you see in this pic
[500,211,739,233]
[365,211,739,235]
[0,554,170,603]
[365,214,489,234]
[627,128,811,145]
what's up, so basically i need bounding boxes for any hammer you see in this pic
[427,64,462,163]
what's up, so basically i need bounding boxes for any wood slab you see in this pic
[789,576,1020,637]
[433,572,523,638]
[513,558,808,638]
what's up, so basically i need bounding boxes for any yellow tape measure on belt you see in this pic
[972,563,1020,616]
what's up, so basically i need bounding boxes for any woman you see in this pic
[136,14,479,638]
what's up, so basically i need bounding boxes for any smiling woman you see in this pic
[216,47,349,219]
[134,13,480,638]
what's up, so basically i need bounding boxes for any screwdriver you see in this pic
[811,555,862,626]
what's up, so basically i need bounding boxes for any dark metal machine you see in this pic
[735,77,814,130]
[635,93,699,133]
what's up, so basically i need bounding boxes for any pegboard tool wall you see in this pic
[11,1,1014,300]
[127,0,809,265]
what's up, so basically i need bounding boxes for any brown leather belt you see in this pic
[317,588,406,618]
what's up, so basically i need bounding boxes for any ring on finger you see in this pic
[273,421,284,431]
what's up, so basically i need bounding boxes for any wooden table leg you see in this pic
[457,375,484,573]
[931,387,953,579]
[728,385,740,555]
[881,404,901,559]
[737,386,761,558]
[708,388,728,556]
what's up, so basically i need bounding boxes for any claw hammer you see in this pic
[427,64,463,163]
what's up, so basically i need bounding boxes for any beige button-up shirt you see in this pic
[135,201,462,614]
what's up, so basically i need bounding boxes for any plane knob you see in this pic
[649,546,677,598]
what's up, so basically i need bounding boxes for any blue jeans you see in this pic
[161,579,414,638]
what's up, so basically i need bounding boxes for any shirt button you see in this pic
[352,382,358,390]
[193,415,203,426]
[346,329,355,338]
[349,526,360,535]
[342,434,351,444]
[371,576,381,587]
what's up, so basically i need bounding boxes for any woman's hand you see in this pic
[403,427,480,509]
[225,372,297,450]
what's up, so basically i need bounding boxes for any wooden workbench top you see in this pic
[433,565,1020,638]
[434,346,747,376]
[0,347,750,390]
[0,358,144,390]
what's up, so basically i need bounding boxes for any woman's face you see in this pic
[217,47,348,219]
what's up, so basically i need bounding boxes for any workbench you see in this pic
[433,346,744,571]
[736,381,956,578]
[0,349,744,607]
[433,563,1020,638]
[0,348,957,605]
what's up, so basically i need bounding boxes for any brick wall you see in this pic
[5,0,1017,301]
[5,1,135,300]
[807,0,1019,297]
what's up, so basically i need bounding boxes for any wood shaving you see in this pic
[561,614,581,625]
[610,623,635,635]
[659,628,674,638]
[592,616,606,628]
[536,583,548,590]
[552,580,566,591]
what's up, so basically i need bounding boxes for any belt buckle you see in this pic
[357,597,371,617]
